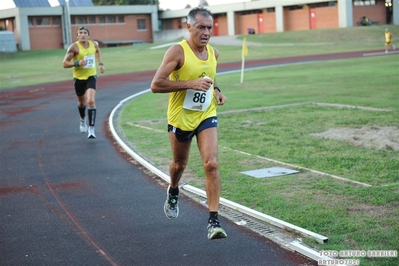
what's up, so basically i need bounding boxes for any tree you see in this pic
[92,0,157,5]
[199,0,208,7]
[92,0,122,5]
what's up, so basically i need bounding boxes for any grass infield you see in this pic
[119,27,399,266]
[2,25,399,266]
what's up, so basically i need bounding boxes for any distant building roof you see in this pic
[1,0,93,9]
[58,0,94,7]
[13,0,50,7]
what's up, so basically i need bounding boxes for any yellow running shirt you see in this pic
[73,40,97,80]
[167,40,218,131]
[385,32,392,43]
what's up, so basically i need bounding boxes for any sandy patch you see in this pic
[310,125,399,151]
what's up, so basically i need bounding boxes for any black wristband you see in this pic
[214,86,221,92]
[99,63,103,66]
[73,60,79,67]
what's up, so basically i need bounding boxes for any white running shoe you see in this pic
[80,119,88,133]
[87,126,96,139]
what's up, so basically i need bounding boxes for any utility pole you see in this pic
[63,0,72,49]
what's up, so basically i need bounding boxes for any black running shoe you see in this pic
[207,217,227,240]
[164,185,179,220]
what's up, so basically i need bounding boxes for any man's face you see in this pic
[77,29,89,41]
[188,14,213,47]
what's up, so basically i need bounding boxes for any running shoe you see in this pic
[80,119,88,133]
[164,185,179,220]
[87,126,96,139]
[207,218,227,240]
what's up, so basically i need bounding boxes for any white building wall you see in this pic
[338,0,353,28]
[393,0,399,25]
[275,5,284,33]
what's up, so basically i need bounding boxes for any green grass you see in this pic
[118,30,399,266]
[2,25,399,266]
[120,57,399,266]
[1,25,398,89]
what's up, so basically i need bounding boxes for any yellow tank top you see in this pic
[167,40,218,131]
[385,32,392,42]
[73,40,97,80]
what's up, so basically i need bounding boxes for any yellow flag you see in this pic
[242,37,248,57]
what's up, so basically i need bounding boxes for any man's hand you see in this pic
[99,64,105,73]
[191,77,213,92]
[214,90,227,106]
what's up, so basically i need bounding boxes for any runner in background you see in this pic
[62,26,105,139]
[384,28,396,54]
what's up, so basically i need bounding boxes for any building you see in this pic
[160,0,399,37]
[0,0,398,51]
[0,0,158,50]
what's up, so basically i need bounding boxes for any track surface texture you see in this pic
[0,48,388,266]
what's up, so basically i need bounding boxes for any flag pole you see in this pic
[240,37,248,84]
[240,56,245,83]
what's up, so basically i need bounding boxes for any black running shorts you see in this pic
[168,116,218,143]
[74,76,97,96]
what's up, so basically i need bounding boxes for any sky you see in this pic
[159,0,250,11]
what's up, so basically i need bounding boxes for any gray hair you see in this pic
[187,7,213,25]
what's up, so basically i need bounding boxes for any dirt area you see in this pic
[310,125,399,151]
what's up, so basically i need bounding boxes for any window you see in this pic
[88,16,96,24]
[309,2,331,8]
[28,17,34,26]
[288,5,304,10]
[107,16,116,23]
[118,15,125,23]
[99,16,106,24]
[52,17,59,26]
[78,16,87,25]
[354,0,376,6]
[137,19,146,30]
[36,17,50,26]
[71,16,77,25]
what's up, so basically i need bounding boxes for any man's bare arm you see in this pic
[151,45,213,93]
[62,43,78,68]
[94,41,105,73]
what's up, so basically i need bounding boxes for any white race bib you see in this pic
[183,87,212,112]
[84,55,95,69]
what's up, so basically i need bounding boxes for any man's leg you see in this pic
[77,94,87,133]
[163,131,191,220]
[197,127,221,212]
[197,127,227,239]
[168,131,191,188]
[86,88,97,138]
[86,88,96,127]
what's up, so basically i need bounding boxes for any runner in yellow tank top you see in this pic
[151,7,228,240]
[62,26,105,139]
[73,40,97,80]
[384,28,396,53]
[167,39,217,131]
